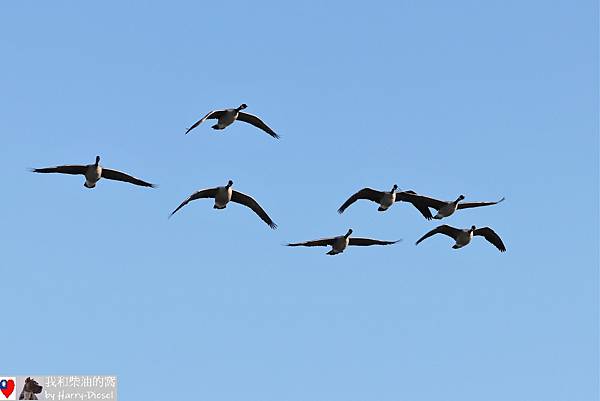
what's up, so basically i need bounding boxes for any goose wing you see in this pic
[415,225,461,245]
[101,168,156,188]
[169,188,218,218]
[457,197,505,210]
[236,112,279,138]
[395,191,434,220]
[287,237,336,247]
[337,188,384,214]
[231,190,277,229]
[31,165,87,175]
[473,227,506,252]
[185,110,226,135]
[348,238,400,246]
[408,194,448,211]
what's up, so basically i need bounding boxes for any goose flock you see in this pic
[31,103,507,256]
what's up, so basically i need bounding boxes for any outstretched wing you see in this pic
[31,165,87,175]
[101,168,156,188]
[395,191,434,220]
[287,237,336,247]
[415,225,461,245]
[231,190,277,229]
[457,197,505,210]
[236,112,279,139]
[185,110,225,135]
[169,188,218,218]
[408,194,448,211]
[348,238,400,246]
[337,188,383,214]
[474,227,506,252]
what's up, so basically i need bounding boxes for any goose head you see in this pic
[470,225,476,232]
[95,155,100,166]
[345,228,353,238]
[455,194,465,203]
[391,184,398,193]
[237,103,248,111]
[226,180,233,188]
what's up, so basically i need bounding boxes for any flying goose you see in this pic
[185,104,279,139]
[31,156,156,188]
[409,194,505,219]
[415,225,506,252]
[287,229,400,255]
[169,180,277,229]
[337,184,434,219]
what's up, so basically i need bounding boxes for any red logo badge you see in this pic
[0,378,15,400]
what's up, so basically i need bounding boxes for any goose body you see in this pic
[213,108,240,130]
[84,163,102,188]
[330,234,352,255]
[169,180,277,229]
[287,229,400,255]
[214,185,233,209]
[185,104,279,139]
[378,190,396,211]
[31,156,156,189]
[415,225,506,252]
[337,185,434,219]
[406,193,505,220]
[453,228,474,249]
[434,195,465,219]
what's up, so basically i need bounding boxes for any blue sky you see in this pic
[1,1,597,400]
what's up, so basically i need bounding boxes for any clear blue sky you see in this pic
[1,1,598,400]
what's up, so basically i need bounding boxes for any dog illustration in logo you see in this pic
[18,378,42,400]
